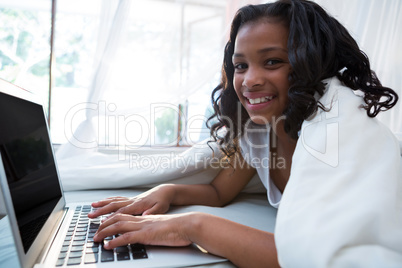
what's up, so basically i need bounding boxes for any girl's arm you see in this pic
[170,155,256,207]
[94,211,280,268]
[188,212,279,268]
[89,153,256,217]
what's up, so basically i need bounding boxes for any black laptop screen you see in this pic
[0,91,62,253]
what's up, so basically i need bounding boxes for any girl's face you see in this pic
[233,20,291,125]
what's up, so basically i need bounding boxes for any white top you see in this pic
[239,123,282,208]
[241,76,402,267]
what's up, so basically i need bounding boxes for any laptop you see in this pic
[0,78,227,268]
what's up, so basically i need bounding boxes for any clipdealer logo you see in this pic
[300,100,339,167]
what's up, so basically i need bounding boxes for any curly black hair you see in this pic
[207,0,398,159]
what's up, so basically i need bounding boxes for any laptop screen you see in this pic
[0,91,62,253]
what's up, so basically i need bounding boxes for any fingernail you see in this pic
[104,241,109,249]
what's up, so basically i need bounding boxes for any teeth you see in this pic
[247,96,273,104]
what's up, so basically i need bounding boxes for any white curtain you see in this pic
[315,0,402,137]
[56,0,132,159]
[56,0,401,191]
[56,0,266,190]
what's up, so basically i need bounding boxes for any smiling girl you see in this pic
[88,1,402,267]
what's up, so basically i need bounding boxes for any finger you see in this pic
[88,200,130,218]
[88,200,132,218]
[94,216,140,242]
[142,203,164,216]
[91,196,128,208]
[115,200,147,216]
[103,232,141,250]
[95,213,137,235]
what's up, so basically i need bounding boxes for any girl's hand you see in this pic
[93,213,195,249]
[88,185,175,219]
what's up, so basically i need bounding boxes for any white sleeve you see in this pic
[275,79,402,268]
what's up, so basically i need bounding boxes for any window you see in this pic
[0,0,52,113]
[52,0,226,148]
[0,0,226,149]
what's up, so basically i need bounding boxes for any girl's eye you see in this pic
[234,63,248,71]
[265,59,283,66]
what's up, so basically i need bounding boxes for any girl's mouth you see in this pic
[244,95,276,111]
[246,95,274,104]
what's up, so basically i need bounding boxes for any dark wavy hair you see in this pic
[207,0,398,158]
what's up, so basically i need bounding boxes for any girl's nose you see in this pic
[242,67,264,89]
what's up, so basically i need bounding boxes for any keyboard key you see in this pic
[101,250,114,262]
[84,253,98,264]
[86,247,99,254]
[117,252,130,261]
[73,236,86,241]
[70,246,84,252]
[89,223,100,229]
[86,242,99,248]
[69,251,83,258]
[130,243,146,253]
[72,241,85,247]
[60,246,69,253]
[75,231,87,236]
[133,251,148,259]
[56,258,65,266]
[115,246,129,253]
[58,252,67,259]
[87,233,95,238]
[67,257,82,265]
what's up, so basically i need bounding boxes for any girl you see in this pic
[88,0,402,267]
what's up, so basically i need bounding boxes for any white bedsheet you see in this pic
[56,140,265,194]
[275,77,402,267]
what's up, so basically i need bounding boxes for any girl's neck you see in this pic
[269,120,297,193]
[270,120,297,150]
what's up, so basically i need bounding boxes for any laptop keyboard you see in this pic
[56,205,148,266]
